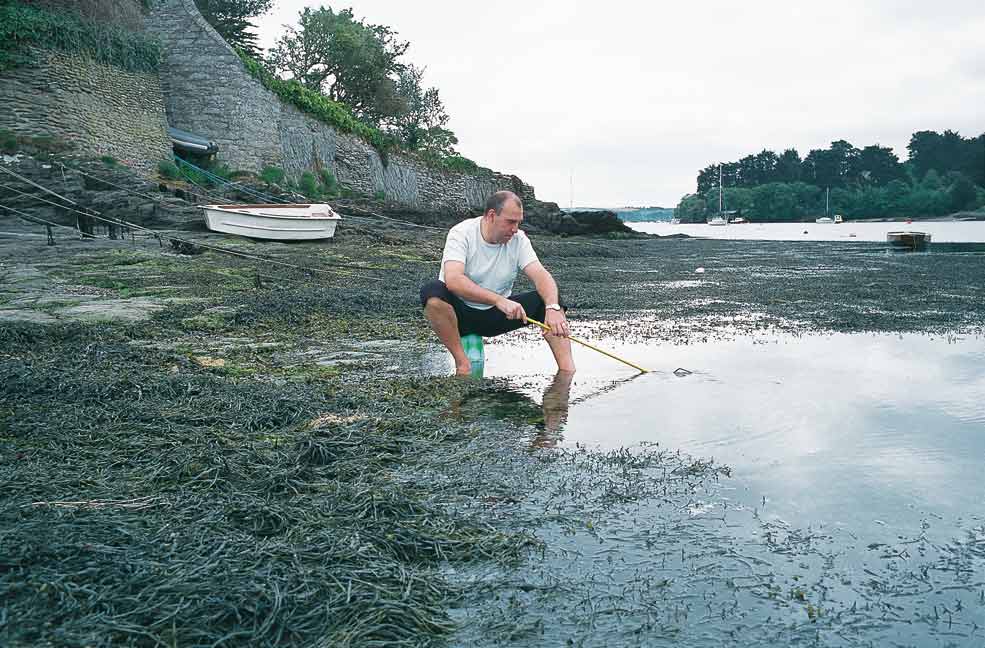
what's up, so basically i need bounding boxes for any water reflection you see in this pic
[472,331,985,539]
[440,371,574,451]
[531,370,574,448]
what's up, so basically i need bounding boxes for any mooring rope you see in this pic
[0,182,388,281]
[1,203,105,240]
[0,164,82,206]
[173,156,285,205]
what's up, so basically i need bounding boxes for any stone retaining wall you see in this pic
[145,0,537,213]
[0,49,171,171]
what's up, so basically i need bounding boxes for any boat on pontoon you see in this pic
[200,203,342,241]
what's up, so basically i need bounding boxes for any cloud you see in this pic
[255,1,985,206]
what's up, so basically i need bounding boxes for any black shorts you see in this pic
[419,280,551,337]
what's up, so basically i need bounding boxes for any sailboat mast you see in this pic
[719,164,723,214]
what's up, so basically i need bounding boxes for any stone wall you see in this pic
[0,49,171,171]
[145,0,538,213]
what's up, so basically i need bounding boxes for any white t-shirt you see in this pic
[439,216,539,310]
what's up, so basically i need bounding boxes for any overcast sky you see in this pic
[255,1,985,208]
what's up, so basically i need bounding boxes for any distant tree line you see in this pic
[195,0,475,170]
[677,130,985,222]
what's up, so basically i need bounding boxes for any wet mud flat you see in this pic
[1,220,984,646]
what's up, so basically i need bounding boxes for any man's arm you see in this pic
[523,261,569,337]
[444,261,527,320]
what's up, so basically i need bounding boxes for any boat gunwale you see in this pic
[201,204,341,221]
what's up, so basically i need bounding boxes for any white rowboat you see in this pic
[200,203,341,241]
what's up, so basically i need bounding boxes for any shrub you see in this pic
[373,189,386,202]
[100,155,118,166]
[319,169,338,195]
[299,172,319,199]
[439,154,480,174]
[157,160,180,180]
[205,161,233,180]
[0,129,18,154]
[0,4,159,73]
[259,166,285,186]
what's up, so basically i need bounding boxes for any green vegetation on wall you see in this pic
[238,51,399,163]
[0,3,159,73]
[437,154,480,174]
[239,50,485,175]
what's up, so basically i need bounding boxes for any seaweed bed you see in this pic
[1,212,984,647]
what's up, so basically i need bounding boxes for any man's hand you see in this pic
[544,308,569,337]
[496,297,527,321]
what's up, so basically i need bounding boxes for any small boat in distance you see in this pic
[887,231,931,250]
[730,216,747,224]
[834,214,844,224]
[708,164,728,225]
[200,203,342,241]
[815,216,834,224]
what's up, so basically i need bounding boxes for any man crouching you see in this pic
[420,191,575,375]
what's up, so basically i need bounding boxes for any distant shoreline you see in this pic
[632,213,985,224]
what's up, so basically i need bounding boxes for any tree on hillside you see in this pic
[194,0,273,57]
[948,172,977,210]
[775,148,802,183]
[849,144,905,186]
[908,130,985,188]
[696,164,719,194]
[392,64,459,158]
[266,6,410,125]
[803,140,858,189]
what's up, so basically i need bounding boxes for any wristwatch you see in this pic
[545,303,562,311]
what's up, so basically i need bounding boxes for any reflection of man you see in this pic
[532,370,574,449]
[419,191,575,375]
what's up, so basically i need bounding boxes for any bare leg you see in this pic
[542,330,576,372]
[424,297,471,375]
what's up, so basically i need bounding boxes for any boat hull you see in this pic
[887,231,931,249]
[201,204,341,241]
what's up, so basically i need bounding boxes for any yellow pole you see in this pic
[526,317,649,374]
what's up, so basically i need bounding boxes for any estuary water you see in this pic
[629,219,985,243]
[482,331,985,540]
[443,331,985,646]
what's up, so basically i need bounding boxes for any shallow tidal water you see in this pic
[493,332,984,536]
[433,331,985,646]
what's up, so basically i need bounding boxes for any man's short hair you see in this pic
[485,191,522,216]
